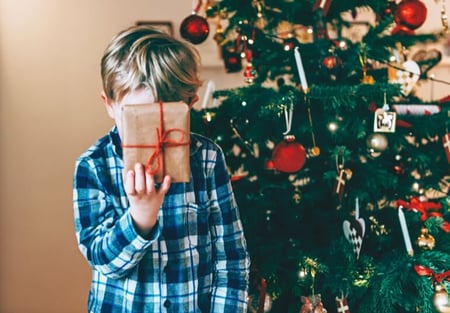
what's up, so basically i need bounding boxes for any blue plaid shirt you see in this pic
[73,126,250,313]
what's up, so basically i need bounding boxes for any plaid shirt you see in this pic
[73,127,250,313]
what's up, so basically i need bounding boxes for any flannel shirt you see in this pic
[73,126,250,313]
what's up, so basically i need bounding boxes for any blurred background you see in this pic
[0,0,448,312]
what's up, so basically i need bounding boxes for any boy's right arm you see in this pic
[73,158,161,279]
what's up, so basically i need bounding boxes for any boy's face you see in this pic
[101,88,155,139]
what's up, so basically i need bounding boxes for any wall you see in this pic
[0,1,448,312]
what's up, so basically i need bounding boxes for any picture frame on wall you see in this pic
[135,21,173,35]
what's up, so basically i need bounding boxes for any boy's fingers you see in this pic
[145,172,155,194]
[124,170,136,195]
[159,175,171,194]
[134,163,146,193]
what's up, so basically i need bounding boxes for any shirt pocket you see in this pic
[185,202,211,249]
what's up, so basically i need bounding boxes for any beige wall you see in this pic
[0,0,448,312]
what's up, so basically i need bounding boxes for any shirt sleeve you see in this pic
[73,157,159,279]
[207,146,251,312]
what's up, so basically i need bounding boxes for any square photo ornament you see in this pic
[373,108,396,133]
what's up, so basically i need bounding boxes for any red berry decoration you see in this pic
[271,135,306,173]
[392,0,427,35]
[180,14,210,44]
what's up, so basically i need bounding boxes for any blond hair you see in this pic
[101,25,202,104]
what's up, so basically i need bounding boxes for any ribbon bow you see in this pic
[146,102,189,176]
[414,265,450,285]
[397,197,442,221]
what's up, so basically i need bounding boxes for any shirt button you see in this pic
[164,299,171,308]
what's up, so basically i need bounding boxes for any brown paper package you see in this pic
[121,102,190,183]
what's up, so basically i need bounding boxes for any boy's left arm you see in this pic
[208,148,251,312]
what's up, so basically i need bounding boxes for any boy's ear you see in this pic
[101,91,115,119]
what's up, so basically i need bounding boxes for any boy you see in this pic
[73,25,250,312]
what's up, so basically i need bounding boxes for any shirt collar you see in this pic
[109,126,123,158]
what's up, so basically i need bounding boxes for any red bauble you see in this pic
[180,14,210,44]
[271,135,306,173]
[392,0,427,35]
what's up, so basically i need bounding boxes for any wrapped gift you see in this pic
[121,102,190,183]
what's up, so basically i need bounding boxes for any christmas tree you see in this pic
[183,0,450,312]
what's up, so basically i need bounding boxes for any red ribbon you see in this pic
[122,102,190,176]
[397,197,449,232]
[396,197,442,221]
[414,265,450,284]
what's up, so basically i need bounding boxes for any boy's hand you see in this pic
[124,163,171,237]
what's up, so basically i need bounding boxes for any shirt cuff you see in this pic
[122,212,161,249]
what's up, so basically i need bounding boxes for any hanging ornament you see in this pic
[333,150,351,202]
[213,19,226,45]
[221,41,242,73]
[434,284,450,313]
[373,93,396,133]
[277,20,294,40]
[334,168,350,201]
[443,133,450,164]
[253,0,268,30]
[244,62,257,83]
[392,0,428,35]
[343,198,365,259]
[388,44,421,95]
[311,0,332,42]
[180,2,210,44]
[300,294,327,313]
[416,227,436,250]
[321,48,342,81]
[242,32,257,83]
[359,44,375,84]
[265,159,275,171]
[366,133,389,153]
[415,265,450,313]
[272,135,306,173]
[397,205,414,256]
[335,296,350,313]
[322,53,341,70]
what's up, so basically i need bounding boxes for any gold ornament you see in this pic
[433,284,450,313]
[416,227,435,250]
[276,21,294,39]
[308,146,321,157]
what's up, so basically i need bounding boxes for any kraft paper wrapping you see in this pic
[121,102,190,183]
